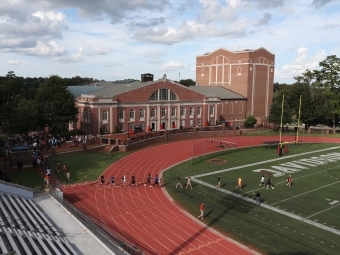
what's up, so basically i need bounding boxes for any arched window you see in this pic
[129,109,134,119]
[201,68,204,77]
[209,106,214,115]
[237,66,241,76]
[181,107,186,117]
[161,108,166,117]
[151,108,156,118]
[149,89,178,101]
[119,109,124,119]
[239,103,243,113]
[197,107,201,116]
[140,109,145,118]
[171,108,176,117]
[102,110,108,120]
[190,107,194,116]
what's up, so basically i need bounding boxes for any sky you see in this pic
[0,0,339,84]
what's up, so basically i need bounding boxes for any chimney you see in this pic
[141,73,154,82]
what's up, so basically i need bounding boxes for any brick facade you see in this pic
[196,47,275,122]
[71,47,274,135]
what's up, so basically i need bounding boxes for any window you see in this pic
[160,89,168,101]
[190,107,194,116]
[129,109,134,119]
[140,109,145,118]
[150,91,158,101]
[171,108,176,117]
[210,106,214,115]
[119,109,124,119]
[197,107,201,116]
[170,91,178,100]
[181,107,186,117]
[119,123,124,132]
[161,108,166,117]
[239,103,243,113]
[102,110,108,120]
[237,66,241,76]
[201,68,204,77]
[102,125,108,133]
[197,119,201,126]
[149,89,178,101]
[151,108,156,118]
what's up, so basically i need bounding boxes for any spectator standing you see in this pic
[236,176,242,190]
[63,165,67,176]
[255,191,261,206]
[84,174,88,185]
[66,172,70,182]
[56,163,60,174]
[216,176,221,189]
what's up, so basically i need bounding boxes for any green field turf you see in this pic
[163,143,340,255]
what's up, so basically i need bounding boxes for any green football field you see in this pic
[163,143,340,255]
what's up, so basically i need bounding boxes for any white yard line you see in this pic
[306,204,340,219]
[192,178,340,236]
[191,146,340,178]
[190,146,340,236]
[270,181,340,206]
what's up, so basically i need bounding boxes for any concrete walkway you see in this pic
[34,193,117,255]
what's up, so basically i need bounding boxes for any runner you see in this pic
[197,202,204,219]
[56,163,60,174]
[100,175,105,186]
[110,175,115,186]
[176,176,183,188]
[84,174,88,185]
[236,176,242,190]
[216,175,221,189]
[154,175,160,188]
[266,176,274,189]
[259,175,265,187]
[62,165,67,176]
[121,174,127,186]
[186,176,193,189]
[286,175,292,187]
[130,174,137,188]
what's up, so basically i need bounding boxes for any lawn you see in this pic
[47,151,128,184]
[163,143,340,255]
[6,169,45,190]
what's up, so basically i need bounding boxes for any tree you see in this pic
[35,75,78,134]
[179,79,196,87]
[314,55,340,133]
[290,70,330,129]
[268,91,292,126]
[244,115,257,128]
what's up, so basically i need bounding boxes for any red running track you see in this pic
[63,135,340,255]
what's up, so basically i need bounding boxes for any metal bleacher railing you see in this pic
[49,181,143,255]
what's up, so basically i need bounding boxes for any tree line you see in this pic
[0,73,96,135]
[268,55,340,132]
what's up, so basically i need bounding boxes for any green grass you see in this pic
[163,143,340,255]
[47,151,127,184]
[6,169,45,190]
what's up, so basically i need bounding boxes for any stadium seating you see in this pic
[0,192,78,255]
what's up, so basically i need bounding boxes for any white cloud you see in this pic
[254,12,272,26]
[54,46,84,63]
[7,60,21,65]
[21,40,67,56]
[160,61,187,71]
[275,48,327,82]
[85,48,112,56]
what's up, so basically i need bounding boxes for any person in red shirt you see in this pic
[286,175,292,187]
[197,202,204,219]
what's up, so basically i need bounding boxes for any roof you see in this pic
[187,86,246,100]
[197,47,274,57]
[67,85,104,98]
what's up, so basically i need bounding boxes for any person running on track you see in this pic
[145,173,152,187]
[130,174,137,188]
[154,175,160,188]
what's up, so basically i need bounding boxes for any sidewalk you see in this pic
[34,194,116,255]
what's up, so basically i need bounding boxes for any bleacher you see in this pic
[0,192,78,255]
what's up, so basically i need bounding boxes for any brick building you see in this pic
[68,47,274,135]
[196,47,275,122]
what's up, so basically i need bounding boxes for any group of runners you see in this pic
[88,173,162,188]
